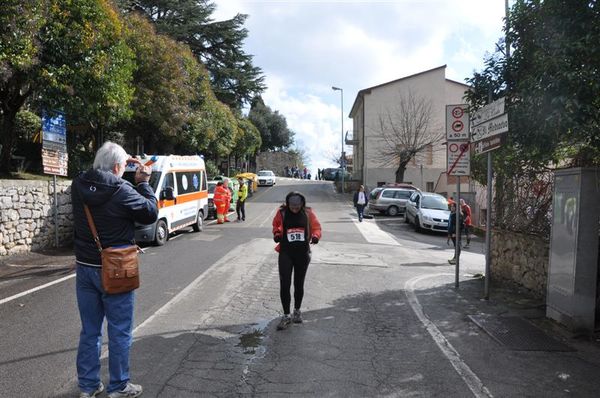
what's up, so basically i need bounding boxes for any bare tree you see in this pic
[372,90,444,183]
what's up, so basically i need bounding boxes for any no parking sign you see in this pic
[447,141,470,176]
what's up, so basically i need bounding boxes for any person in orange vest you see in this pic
[272,191,322,330]
[213,181,231,224]
[460,198,472,248]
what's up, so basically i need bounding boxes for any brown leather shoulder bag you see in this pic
[83,205,140,294]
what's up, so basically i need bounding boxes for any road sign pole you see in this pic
[484,152,493,299]
[53,175,59,248]
[455,176,461,289]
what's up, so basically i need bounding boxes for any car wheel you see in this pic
[387,206,399,216]
[414,216,422,233]
[192,210,203,232]
[154,219,168,246]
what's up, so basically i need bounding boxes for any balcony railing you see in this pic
[345,131,358,145]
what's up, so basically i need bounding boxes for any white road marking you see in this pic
[405,273,493,398]
[352,213,400,246]
[0,274,75,305]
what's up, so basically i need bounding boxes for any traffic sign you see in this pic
[447,141,470,176]
[42,110,66,152]
[446,104,469,140]
[473,134,505,155]
[471,97,505,127]
[471,113,508,142]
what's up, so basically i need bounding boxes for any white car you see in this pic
[257,170,276,186]
[405,191,450,233]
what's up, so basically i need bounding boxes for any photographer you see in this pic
[71,142,157,398]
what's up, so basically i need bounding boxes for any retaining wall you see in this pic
[491,229,549,298]
[0,179,73,256]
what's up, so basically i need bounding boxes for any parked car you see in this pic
[366,187,415,216]
[257,170,276,186]
[405,191,450,233]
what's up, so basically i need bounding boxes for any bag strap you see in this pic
[83,205,103,253]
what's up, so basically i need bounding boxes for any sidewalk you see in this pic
[0,246,75,279]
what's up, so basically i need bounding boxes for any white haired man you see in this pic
[71,142,157,398]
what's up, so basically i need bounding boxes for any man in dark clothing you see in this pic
[72,142,157,398]
[447,202,464,265]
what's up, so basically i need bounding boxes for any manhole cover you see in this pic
[468,314,574,352]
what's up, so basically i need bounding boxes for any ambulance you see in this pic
[123,155,208,245]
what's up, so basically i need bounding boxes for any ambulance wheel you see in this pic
[154,219,168,246]
[192,210,203,232]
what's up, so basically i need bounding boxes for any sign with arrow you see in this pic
[447,141,470,176]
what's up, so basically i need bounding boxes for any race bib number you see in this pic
[287,227,305,242]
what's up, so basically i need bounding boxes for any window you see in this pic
[162,173,174,191]
[176,171,201,195]
[201,170,207,191]
[426,182,434,192]
[395,190,412,199]
[382,190,395,198]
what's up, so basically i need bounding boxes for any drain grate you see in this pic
[468,314,574,352]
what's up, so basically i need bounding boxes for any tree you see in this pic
[248,96,294,151]
[0,0,135,172]
[120,13,200,153]
[371,90,443,183]
[117,0,265,110]
[464,0,600,237]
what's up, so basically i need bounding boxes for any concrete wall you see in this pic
[491,229,549,298]
[0,180,73,256]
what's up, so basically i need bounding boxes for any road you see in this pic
[2,179,599,397]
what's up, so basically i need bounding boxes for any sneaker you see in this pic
[276,315,292,330]
[448,258,456,265]
[292,309,303,324]
[463,244,470,249]
[80,382,104,398]
[108,382,143,398]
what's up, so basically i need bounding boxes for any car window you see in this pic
[381,190,395,198]
[409,192,419,202]
[395,190,411,199]
[421,196,448,210]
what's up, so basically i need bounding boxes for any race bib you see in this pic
[287,227,305,242]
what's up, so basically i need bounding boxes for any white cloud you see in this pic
[213,0,506,171]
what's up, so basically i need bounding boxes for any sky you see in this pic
[213,0,507,173]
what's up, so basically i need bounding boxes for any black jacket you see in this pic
[71,169,158,265]
[353,190,369,207]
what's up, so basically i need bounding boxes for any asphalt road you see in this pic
[3,179,599,397]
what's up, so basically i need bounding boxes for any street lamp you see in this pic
[332,86,344,193]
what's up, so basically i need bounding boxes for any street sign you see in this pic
[447,141,470,176]
[473,134,505,156]
[446,104,469,140]
[42,148,68,176]
[42,111,66,152]
[471,97,505,127]
[42,110,68,176]
[471,113,508,142]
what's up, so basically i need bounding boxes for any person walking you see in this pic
[71,142,158,398]
[213,180,231,224]
[460,198,472,248]
[447,202,464,265]
[272,192,322,330]
[236,177,248,221]
[353,185,369,222]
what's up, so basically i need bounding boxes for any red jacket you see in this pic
[461,204,472,226]
[272,207,322,243]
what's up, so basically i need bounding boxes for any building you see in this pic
[348,65,470,195]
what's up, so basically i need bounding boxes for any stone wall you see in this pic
[491,229,549,298]
[256,151,301,176]
[0,179,73,256]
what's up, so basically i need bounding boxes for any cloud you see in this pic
[213,0,506,170]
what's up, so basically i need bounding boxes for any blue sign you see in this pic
[42,110,66,149]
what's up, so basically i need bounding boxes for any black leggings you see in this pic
[278,250,311,315]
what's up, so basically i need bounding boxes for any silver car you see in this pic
[405,191,450,233]
[257,170,276,186]
[366,187,414,216]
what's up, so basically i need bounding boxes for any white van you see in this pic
[123,155,208,245]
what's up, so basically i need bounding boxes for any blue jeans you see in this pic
[356,204,366,220]
[76,264,135,394]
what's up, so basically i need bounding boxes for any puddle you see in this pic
[236,319,269,356]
